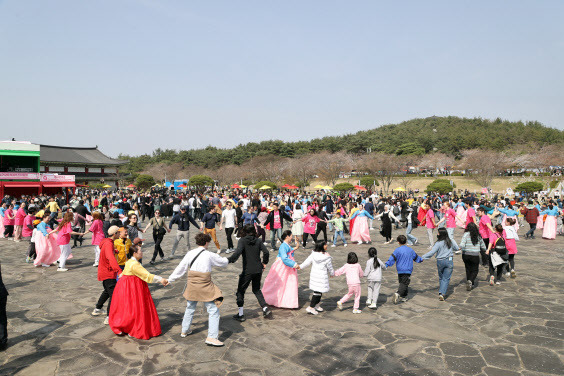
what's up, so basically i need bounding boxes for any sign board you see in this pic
[0,172,75,182]
[41,174,75,182]
[0,172,40,180]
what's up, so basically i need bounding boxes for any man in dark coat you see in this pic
[228,225,271,321]
[0,262,8,350]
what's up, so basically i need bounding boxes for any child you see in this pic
[328,212,349,247]
[335,252,364,313]
[364,247,386,309]
[385,235,423,304]
[299,241,335,315]
[486,224,508,285]
[502,218,519,278]
[26,219,41,263]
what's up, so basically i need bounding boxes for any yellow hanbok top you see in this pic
[122,258,157,283]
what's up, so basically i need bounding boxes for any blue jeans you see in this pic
[182,300,220,338]
[333,230,346,245]
[406,223,417,245]
[446,227,455,240]
[435,212,445,228]
[437,258,454,296]
[326,213,334,231]
[270,228,282,250]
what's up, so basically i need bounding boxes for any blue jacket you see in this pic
[385,245,423,274]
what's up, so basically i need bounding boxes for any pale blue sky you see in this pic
[1,1,562,157]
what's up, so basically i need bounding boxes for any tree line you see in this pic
[119,116,564,173]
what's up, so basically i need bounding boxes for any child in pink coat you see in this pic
[335,252,364,313]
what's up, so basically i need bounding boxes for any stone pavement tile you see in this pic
[177,361,237,376]
[222,342,283,369]
[439,342,481,357]
[264,360,315,376]
[517,345,564,375]
[13,360,58,376]
[519,324,564,339]
[292,349,351,375]
[387,340,429,358]
[363,348,406,374]
[227,368,264,376]
[401,353,448,372]
[480,345,520,370]
[503,334,563,349]
[371,329,397,345]
[57,352,112,374]
[483,367,521,376]
[444,355,486,375]
[545,320,564,329]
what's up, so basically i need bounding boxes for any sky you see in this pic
[0,1,563,158]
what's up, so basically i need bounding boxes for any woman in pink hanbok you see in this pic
[350,204,373,244]
[455,203,467,229]
[539,204,560,240]
[262,230,300,309]
[33,215,61,267]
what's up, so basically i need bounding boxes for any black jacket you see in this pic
[0,264,8,297]
[264,210,292,229]
[228,235,269,275]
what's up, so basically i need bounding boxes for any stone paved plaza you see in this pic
[1,224,563,376]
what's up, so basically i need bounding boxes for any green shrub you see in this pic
[333,182,355,192]
[426,179,455,194]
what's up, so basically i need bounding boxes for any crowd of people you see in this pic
[0,186,563,350]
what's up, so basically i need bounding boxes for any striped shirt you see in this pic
[459,232,485,255]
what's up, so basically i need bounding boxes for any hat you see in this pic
[108,225,120,236]
[133,237,143,245]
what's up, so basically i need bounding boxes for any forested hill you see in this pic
[120,116,564,172]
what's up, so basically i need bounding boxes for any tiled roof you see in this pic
[40,145,128,166]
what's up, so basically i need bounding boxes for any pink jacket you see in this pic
[302,214,320,234]
[89,219,104,246]
[15,208,26,225]
[334,263,364,285]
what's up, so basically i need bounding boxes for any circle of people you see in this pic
[1,189,562,347]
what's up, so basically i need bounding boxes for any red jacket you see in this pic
[97,238,121,281]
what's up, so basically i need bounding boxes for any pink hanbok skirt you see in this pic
[0,221,4,238]
[536,215,544,229]
[350,216,370,242]
[34,233,61,266]
[542,216,557,240]
[506,238,517,254]
[456,207,467,228]
[262,258,298,309]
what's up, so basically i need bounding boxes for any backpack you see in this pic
[494,235,509,260]
[412,215,420,227]
[393,206,400,216]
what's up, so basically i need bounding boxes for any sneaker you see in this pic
[314,305,324,312]
[454,250,461,254]
[466,280,472,291]
[92,263,98,267]
[263,307,272,318]
[337,301,343,311]
[510,270,516,278]
[393,292,400,304]
[41,263,50,267]
[180,331,192,338]
[439,294,445,301]
[232,314,246,322]
[401,297,408,303]
[366,299,372,305]
[216,250,222,254]
[331,244,336,247]
[160,257,165,262]
[357,241,363,245]
[91,308,104,316]
[149,260,155,265]
[104,317,109,325]
[504,272,511,278]
[352,309,362,314]
[305,307,318,315]
[414,240,418,246]
[226,249,234,254]
[495,281,501,285]
[57,268,68,272]
[489,276,495,286]
[368,303,377,309]
[25,256,31,263]
[344,244,348,247]
[205,337,224,347]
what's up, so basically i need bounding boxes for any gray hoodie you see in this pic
[364,258,386,282]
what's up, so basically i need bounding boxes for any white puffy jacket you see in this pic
[300,251,334,293]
